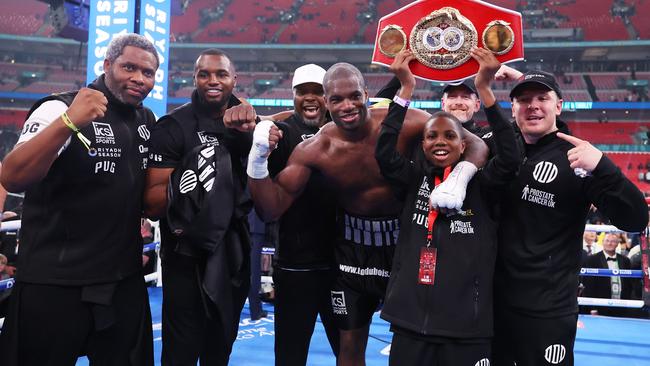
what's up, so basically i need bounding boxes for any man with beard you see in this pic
[144,49,253,365]
[0,33,158,366]
[245,60,488,366]
[265,64,340,365]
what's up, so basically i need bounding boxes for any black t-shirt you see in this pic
[268,114,337,269]
[148,91,252,253]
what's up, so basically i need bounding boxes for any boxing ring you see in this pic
[0,221,649,365]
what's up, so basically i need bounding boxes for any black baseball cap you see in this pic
[509,70,563,99]
[442,79,477,96]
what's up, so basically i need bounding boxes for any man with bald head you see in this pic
[144,48,253,365]
[246,61,488,365]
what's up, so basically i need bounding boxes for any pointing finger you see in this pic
[556,132,584,147]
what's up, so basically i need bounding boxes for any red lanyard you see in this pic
[426,166,451,247]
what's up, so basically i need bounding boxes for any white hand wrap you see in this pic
[247,120,275,179]
[429,161,478,211]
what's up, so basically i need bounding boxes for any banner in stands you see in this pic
[86,0,137,85]
[86,0,170,119]
[138,0,171,119]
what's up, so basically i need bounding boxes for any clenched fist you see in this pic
[224,103,257,132]
[65,88,108,128]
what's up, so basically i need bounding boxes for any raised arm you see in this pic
[1,89,107,192]
[376,50,418,191]
[471,47,522,186]
[557,132,649,232]
[223,103,258,132]
[494,63,524,82]
[260,110,294,123]
[471,47,500,108]
[247,120,311,221]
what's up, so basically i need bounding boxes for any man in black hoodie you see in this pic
[491,70,649,366]
[0,33,158,366]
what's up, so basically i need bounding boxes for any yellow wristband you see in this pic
[60,112,92,152]
[61,111,80,132]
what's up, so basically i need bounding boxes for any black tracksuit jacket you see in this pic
[376,103,520,338]
[493,119,648,317]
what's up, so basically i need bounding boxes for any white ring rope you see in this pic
[577,297,645,308]
[0,220,21,232]
[0,221,647,324]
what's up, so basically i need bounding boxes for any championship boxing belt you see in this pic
[372,0,524,83]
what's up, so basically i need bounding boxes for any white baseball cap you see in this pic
[292,64,326,89]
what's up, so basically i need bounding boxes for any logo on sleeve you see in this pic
[92,122,115,144]
[21,122,41,135]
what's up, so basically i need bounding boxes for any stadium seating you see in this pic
[605,152,650,193]
[567,121,643,144]
[276,1,364,44]
[6,0,650,43]
[631,0,650,39]
[0,109,28,128]
[0,0,51,36]
[547,0,629,41]
[4,56,650,105]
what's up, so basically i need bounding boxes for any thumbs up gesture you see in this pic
[557,132,603,173]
